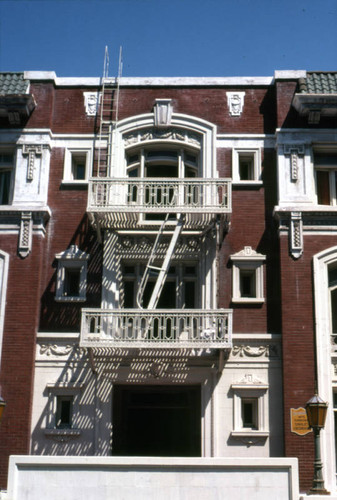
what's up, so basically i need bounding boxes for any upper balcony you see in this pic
[87,178,231,231]
[80,308,232,350]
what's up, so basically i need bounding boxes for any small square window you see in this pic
[231,247,266,304]
[233,148,261,184]
[231,374,269,440]
[56,395,73,429]
[62,147,91,184]
[55,245,89,302]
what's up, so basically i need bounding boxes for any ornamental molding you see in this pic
[233,373,267,386]
[153,99,173,127]
[227,92,245,116]
[284,144,305,183]
[18,211,32,258]
[123,127,202,147]
[83,92,101,116]
[290,211,303,259]
[55,245,90,262]
[22,144,43,181]
[231,344,279,359]
[230,246,266,262]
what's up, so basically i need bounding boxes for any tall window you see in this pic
[0,153,14,205]
[315,153,337,205]
[329,265,337,344]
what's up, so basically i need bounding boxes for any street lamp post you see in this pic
[305,394,330,495]
[0,395,6,425]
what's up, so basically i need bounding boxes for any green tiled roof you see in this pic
[305,72,337,94]
[0,73,29,96]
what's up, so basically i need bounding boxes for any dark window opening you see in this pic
[56,396,72,429]
[64,268,81,297]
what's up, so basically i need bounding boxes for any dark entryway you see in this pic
[112,385,201,457]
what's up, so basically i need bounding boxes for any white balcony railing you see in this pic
[88,178,231,214]
[80,309,232,349]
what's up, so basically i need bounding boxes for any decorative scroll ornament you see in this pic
[227,92,245,116]
[123,127,201,147]
[290,211,303,259]
[83,92,100,116]
[153,99,173,127]
[18,211,32,258]
[284,144,305,182]
[22,144,42,181]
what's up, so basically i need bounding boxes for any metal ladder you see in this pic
[97,46,122,177]
[136,214,185,309]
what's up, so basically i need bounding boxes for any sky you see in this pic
[0,0,336,78]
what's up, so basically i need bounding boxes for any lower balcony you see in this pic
[80,308,232,349]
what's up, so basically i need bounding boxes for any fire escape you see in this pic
[81,48,233,352]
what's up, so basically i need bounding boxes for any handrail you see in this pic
[80,308,232,349]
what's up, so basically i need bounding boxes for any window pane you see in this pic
[240,270,256,297]
[331,288,337,334]
[56,396,72,429]
[316,170,330,205]
[242,399,257,429]
[239,155,254,180]
[64,268,81,297]
[0,170,11,205]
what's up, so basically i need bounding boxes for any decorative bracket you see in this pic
[227,92,245,116]
[290,211,303,259]
[153,99,173,127]
[284,144,305,182]
[22,144,43,181]
[18,211,33,258]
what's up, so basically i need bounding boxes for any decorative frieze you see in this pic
[227,92,245,116]
[18,211,32,258]
[232,344,279,359]
[153,99,173,127]
[22,144,43,181]
[39,344,87,359]
[290,211,303,259]
[123,127,202,147]
[284,144,305,183]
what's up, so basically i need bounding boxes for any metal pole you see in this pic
[308,427,329,495]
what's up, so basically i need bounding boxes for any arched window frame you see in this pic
[313,246,337,491]
[0,250,9,370]
[109,112,218,179]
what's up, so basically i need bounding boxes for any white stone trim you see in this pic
[231,374,269,441]
[0,250,9,371]
[62,145,92,184]
[230,247,266,303]
[232,147,262,184]
[24,71,274,87]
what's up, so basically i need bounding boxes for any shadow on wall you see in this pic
[39,215,102,332]
[30,346,214,457]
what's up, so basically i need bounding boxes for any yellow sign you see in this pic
[290,407,312,436]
